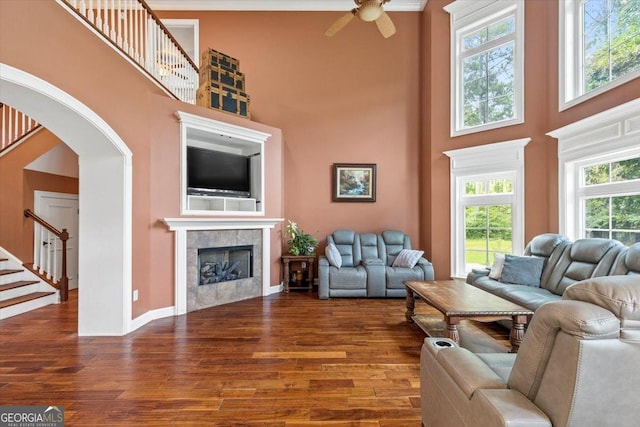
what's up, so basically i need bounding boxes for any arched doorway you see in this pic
[0,63,132,335]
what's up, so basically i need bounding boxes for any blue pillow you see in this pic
[500,255,544,287]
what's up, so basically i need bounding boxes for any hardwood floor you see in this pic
[0,289,508,426]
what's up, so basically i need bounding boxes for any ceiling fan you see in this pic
[325,0,396,39]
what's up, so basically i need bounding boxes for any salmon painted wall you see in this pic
[422,0,640,279]
[159,11,423,253]
[0,1,284,318]
[0,130,77,261]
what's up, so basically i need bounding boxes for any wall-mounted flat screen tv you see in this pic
[187,146,251,198]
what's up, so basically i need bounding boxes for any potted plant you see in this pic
[284,220,317,256]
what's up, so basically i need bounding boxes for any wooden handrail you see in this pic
[137,0,198,71]
[24,209,69,303]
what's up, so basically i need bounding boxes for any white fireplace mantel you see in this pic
[162,217,284,315]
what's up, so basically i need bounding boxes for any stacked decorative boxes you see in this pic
[196,48,250,118]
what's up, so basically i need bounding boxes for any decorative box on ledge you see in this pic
[197,48,250,119]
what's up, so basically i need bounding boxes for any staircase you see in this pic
[0,248,59,320]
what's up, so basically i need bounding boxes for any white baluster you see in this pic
[128,0,134,56]
[9,107,14,141]
[52,237,59,284]
[95,0,102,29]
[2,106,6,149]
[110,0,116,39]
[79,0,87,15]
[46,231,52,280]
[38,226,45,275]
[133,1,139,61]
[88,0,95,24]
[117,0,123,48]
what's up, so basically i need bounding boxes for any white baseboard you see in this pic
[129,306,175,332]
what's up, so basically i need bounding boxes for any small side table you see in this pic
[281,254,315,292]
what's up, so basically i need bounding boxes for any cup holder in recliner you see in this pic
[434,340,453,348]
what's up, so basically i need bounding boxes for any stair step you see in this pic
[0,269,23,276]
[0,292,55,309]
[0,280,40,292]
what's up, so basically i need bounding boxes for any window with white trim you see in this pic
[580,155,640,244]
[549,97,640,244]
[445,138,529,278]
[559,0,640,110]
[445,0,525,136]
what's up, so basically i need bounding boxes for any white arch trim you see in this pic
[0,63,133,336]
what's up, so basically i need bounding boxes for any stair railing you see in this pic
[24,209,70,303]
[57,0,198,104]
[0,103,41,154]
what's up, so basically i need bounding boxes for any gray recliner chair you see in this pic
[420,275,640,427]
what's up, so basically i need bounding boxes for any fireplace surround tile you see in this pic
[186,229,262,311]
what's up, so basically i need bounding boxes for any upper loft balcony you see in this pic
[59,0,198,104]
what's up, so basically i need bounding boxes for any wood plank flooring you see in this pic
[0,289,508,426]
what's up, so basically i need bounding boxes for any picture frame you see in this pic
[332,163,377,202]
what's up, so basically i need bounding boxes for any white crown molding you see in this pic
[147,0,428,12]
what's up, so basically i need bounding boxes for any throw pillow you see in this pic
[392,249,424,268]
[325,243,342,268]
[500,254,544,287]
[489,253,505,280]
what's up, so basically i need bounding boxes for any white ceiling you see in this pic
[147,0,429,12]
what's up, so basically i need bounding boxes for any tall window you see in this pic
[445,138,529,278]
[445,0,525,136]
[560,0,640,109]
[463,177,514,270]
[581,156,640,244]
[549,98,640,243]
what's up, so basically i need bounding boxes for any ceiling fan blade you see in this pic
[325,10,356,37]
[375,11,396,38]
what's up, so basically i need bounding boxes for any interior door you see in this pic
[34,191,79,290]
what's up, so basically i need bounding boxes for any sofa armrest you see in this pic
[433,347,508,399]
[416,257,435,280]
[362,257,385,297]
[318,256,330,300]
[467,268,490,284]
[471,389,552,427]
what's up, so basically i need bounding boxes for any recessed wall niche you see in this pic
[176,111,271,215]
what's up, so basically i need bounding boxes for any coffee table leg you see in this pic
[405,285,415,322]
[510,314,528,353]
[445,316,460,343]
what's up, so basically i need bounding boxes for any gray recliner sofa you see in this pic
[466,233,634,311]
[318,229,434,299]
[420,275,640,427]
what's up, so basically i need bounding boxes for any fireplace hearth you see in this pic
[199,245,253,285]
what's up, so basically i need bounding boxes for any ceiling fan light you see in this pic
[358,1,382,22]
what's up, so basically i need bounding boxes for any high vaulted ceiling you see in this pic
[147,0,428,12]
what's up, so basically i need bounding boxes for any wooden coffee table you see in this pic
[404,280,533,353]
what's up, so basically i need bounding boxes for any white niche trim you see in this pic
[176,111,272,215]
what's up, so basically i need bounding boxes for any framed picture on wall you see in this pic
[332,163,377,202]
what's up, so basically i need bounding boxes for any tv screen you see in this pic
[187,146,251,197]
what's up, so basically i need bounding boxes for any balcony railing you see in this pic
[59,0,198,104]
[0,103,41,153]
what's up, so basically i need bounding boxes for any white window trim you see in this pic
[445,0,525,137]
[548,97,640,240]
[559,0,640,111]
[444,137,530,278]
